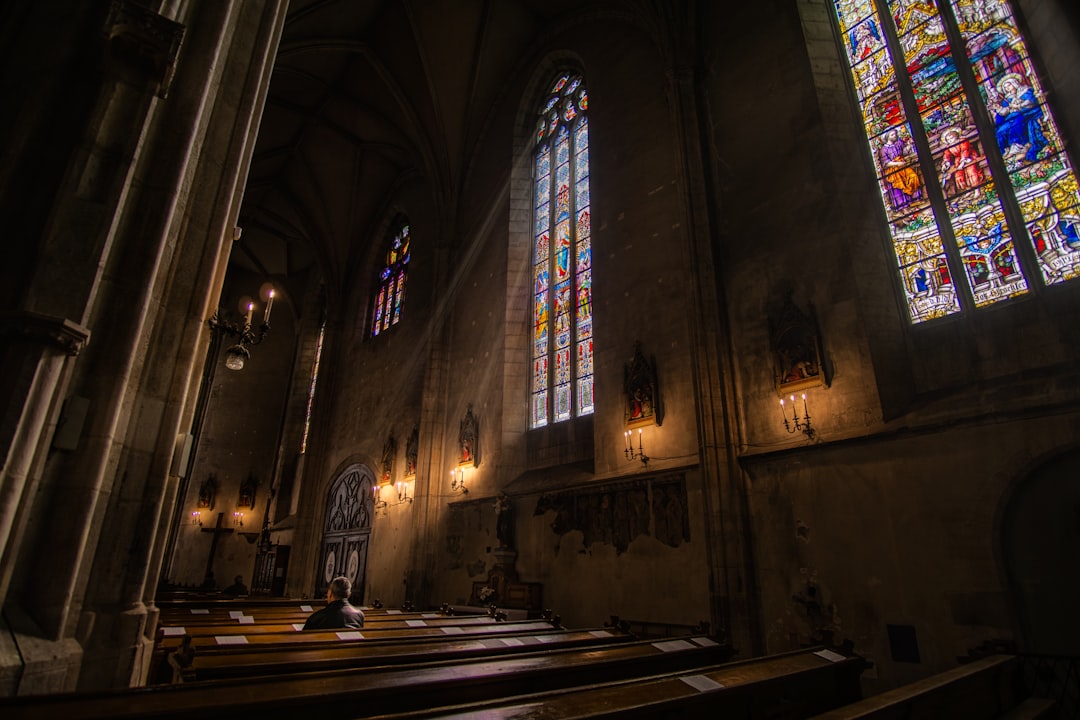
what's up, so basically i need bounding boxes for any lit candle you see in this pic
[779,398,786,418]
[801,393,808,416]
[245,302,253,326]
[624,430,630,452]
[264,289,274,323]
[637,428,643,452]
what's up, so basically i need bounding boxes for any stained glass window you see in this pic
[371,222,410,336]
[832,0,1080,323]
[531,74,594,428]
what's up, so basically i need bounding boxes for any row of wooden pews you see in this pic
[7,595,1042,718]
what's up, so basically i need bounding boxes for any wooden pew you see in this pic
[181,627,638,682]
[0,635,731,719]
[149,617,560,685]
[364,645,867,719]
[809,654,1029,719]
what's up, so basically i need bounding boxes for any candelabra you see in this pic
[623,428,649,467]
[191,510,202,526]
[373,481,412,510]
[780,393,815,439]
[208,289,275,371]
[233,511,244,527]
[450,467,469,494]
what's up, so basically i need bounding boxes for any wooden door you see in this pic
[317,464,374,601]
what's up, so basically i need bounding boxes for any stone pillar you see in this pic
[0,0,289,694]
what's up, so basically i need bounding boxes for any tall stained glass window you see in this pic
[371,222,410,336]
[531,74,594,428]
[300,323,325,454]
[833,0,1080,323]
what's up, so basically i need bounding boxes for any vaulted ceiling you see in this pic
[233,0,637,309]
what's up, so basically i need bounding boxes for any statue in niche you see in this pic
[458,404,478,467]
[198,473,217,509]
[494,494,513,549]
[238,472,258,509]
[624,341,661,427]
[404,425,419,476]
[381,433,396,484]
[771,295,826,394]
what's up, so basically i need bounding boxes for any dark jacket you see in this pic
[302,599,365,630]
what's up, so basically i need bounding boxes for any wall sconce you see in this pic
[373,484,388,511]
[450,467,469,495]
[623,428,649,467]
[233,511,244,527]
[780,393,815,439]
[208,288,275,371]
[395,480,413,504]
[191,510,202,526]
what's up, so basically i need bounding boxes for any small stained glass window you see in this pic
[372,222,410,336]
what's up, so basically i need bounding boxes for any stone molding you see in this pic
[0,310,90,357]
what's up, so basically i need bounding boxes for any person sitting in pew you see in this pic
[302,576,365,630]
[221,575,248,596]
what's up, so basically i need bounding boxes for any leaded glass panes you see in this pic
[372,223,410,336]
[531,74,594,427]
[833,0,1080,322]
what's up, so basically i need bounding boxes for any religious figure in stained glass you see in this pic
[831,0,1080,321]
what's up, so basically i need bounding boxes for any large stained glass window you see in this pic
[300,323,325,454]
[833,0,1080,323]
[531,74,594,428]
[371,222,410,337]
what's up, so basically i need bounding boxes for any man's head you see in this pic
[327,576,352,601]
[234,575,244,585]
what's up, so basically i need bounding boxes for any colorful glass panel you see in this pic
[950,0,1080,284]
[371,223,410,336]
[833,0,1077,322]
[530,74,595,427]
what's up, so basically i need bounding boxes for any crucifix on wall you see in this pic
[200,511,233,589]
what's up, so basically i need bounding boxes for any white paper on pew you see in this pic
[421,613,439,618]
[533,635,556,643]
[189,609,210,615]
[691,636,719,647]
[386,610,402,614]
[480,638,506,649]
[336,631,363,640]
[237,616,255,624]
[300,605,313,612]
[292,623,306,631]
[652,639,694,652]
[405,619,427,627]
[161,626,186,636]
[441,626,466,634]
[589,630,613,638]
[228,610,244,619]
[499,637,524,646]
[814,649,847,663]
[215,636,248,645]
[359,606,371,610]
[681,675,725,692]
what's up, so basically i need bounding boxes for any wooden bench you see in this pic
[181,627,638,682]
[149,617,561,685]
[363,645,866,719]
[810,654,1030,719]
[0,634,731,719]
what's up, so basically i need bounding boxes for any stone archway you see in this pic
[317,464,374,601]
[1000,448,1080,655]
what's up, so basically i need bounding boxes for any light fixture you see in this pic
[450,467,469,494]
[233,511,244,527]
[191,510,202,526]
[209,288,275,371]
[395,480,413,504]
[623,428,649,467]
[780,393,815,439]
[373,484,387,511]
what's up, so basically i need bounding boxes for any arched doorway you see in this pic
[317,464,374,601]
[1000,447,1080,655]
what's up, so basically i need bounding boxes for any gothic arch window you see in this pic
[531,73,594,428]
[832,0,1080,324]
[371,220,410,336]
